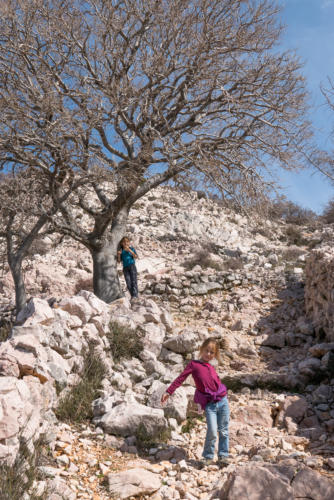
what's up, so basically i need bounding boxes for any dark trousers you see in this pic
[123,264,138,298]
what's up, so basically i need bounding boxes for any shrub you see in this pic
[183,250,224,271]
[269,196,317,225]
[282,224,309,246]
[181,416,204,434]
[196,190,206,200]
[74,277,93,294]
[55,348,106,423]
[222,256,244,271]
[0,321,12,342]
[135,423,171,451]
[321,199,334,224]
[251,226,273,239]
[281,247,305,261]
[106,321,144,363]
[0,439,47,500]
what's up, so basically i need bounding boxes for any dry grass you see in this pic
[106,321,143,362]
[0,439,48,500]
[55,348,106,423]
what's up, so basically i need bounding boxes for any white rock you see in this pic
[107,468,161,499]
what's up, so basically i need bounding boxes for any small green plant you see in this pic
[106,321,143,362]
[0,321,12,342]
[135,423,171,451]
[55,348,106,423]
[181,417,202,434]
[0,439,48,500]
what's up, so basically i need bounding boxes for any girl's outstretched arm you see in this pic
[164,361,194,397]
[161,393,170,404]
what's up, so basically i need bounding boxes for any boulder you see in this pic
[58,296,93,324]
[291,467,334,500]
[219,464,293,499]
[107,468,161,499]
[163,330,199,354]
[277,395,309,425]
[147,380,190,423]
[232,403,273,428]
[98,401,167,437]
[141,322,166,356]
[16,298,54,326]
[298,357,321,376]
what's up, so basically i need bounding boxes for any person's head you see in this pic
[199,337,221,363]
[120,236,130,249]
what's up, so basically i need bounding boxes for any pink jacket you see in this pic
[166,360,227,410]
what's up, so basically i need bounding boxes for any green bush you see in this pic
[0,439,47,500]
[106,321,143,362]
[181,417,204,434]
[55,348,106,423]
[135,423,171,451]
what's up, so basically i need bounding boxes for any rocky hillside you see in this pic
[0,186,334,500]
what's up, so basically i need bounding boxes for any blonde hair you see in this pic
[199,337,224,363]
[119,236,130,249]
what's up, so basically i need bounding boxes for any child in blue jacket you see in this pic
[117,237,138,299]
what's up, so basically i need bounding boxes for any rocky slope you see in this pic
[0,186,334,500]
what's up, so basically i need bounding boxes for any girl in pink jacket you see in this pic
[161,337,230,467]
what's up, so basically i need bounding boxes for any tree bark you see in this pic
[90,208,129,303]
[8,256,26,315]
[91,246,124,303]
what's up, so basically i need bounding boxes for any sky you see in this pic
[275,0,334,214]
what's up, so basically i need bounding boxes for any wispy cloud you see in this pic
[321,0,334,9]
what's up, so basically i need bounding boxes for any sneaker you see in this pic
[217,456,231,466]
[199,458,214,468]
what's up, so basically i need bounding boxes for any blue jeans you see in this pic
[123,264,138,298]
[203,397,229,459]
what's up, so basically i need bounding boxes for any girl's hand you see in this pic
[161,393,170,404]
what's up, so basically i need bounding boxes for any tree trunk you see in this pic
[90,209,129,303]
[9,256,27,316]
[91,245,124,303]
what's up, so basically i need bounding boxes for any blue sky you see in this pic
[275,0,334,214]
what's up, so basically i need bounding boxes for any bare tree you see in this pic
[0,171,50,313]
[0,0,313,303]
[319,78,334,182]
[0,168,89,314]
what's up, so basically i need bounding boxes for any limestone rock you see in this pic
[291,467,334,500]
[163,330,199,354]
[16,298,55,326]
[107,468,161,499]
[98,401,167,437]
[219,464,294,499]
